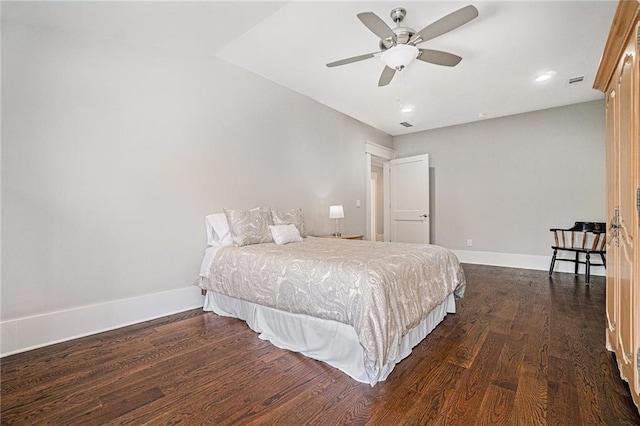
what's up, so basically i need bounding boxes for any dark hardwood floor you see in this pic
[2,264,639,425]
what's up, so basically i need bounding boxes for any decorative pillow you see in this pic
[224,208,274,246]
[271,208,307,237]
[269,224,303,245]
[205,213,233,246]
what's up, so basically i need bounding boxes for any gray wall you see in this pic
[393,100,606,256]
[1,20,391,321]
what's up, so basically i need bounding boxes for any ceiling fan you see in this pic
[326,5,479,87]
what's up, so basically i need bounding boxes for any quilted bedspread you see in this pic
[195,237,465,383]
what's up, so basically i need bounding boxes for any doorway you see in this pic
[365,142,431,244]
[370,160,384,241]
[364,141,395,241]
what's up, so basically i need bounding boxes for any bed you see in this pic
[194,208,466,385]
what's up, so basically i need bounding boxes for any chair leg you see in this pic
[549,249,558,276]
[574,252,580,275]
[585,252,591,285]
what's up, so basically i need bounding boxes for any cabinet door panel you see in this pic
[605,88,619,353]
[617,55,636,366]
[616,49,637,391]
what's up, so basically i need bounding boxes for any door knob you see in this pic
[420,214,429,218]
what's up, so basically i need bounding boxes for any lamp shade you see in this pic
[380,44,419,70]
[329,205,344,219]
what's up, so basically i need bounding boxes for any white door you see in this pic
[389,154,430,243]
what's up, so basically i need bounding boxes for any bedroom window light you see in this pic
[329,205,344,237]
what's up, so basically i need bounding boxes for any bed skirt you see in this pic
[203,291,456,385]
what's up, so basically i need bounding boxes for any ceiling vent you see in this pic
[568,75,585,86]
[400,121,413,128]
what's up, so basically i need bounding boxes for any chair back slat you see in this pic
[550,221,607,251]
[599,233,607,251]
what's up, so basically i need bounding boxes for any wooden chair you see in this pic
[549,221,606,285]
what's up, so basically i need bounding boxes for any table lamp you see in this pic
[329,205,344,237]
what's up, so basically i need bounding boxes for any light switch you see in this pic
[355,200,361,208]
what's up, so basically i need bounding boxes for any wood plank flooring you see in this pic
[2,264,639,424]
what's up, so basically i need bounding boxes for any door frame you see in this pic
[364,141,395,241]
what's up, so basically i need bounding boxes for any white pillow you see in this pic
[205,213,233,246]
[269,224,303,245]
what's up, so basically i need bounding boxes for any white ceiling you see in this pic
[2,1,617,136]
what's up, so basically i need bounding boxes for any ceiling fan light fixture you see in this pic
[381,44,419,70]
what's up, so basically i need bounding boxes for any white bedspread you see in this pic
[195,237,465,384]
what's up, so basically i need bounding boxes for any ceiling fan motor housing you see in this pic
[379,27,416,50]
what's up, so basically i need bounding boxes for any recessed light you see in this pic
[477,112,486,118]
[400,104,415,113]
[534,70,557,83]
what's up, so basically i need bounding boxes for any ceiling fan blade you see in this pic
[326,52,377,68]
[357,12,397,42]
[410,5,479,45]
[417,49,462,67]
[378,66,396,87]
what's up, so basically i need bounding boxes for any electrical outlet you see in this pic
[467,239,473,247]
[355,200,361,208]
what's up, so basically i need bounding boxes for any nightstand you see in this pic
[317,234,364,240]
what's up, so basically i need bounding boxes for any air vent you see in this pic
[568,75,585,85]
[400,122,413,128]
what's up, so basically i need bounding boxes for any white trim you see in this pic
[452,249,606,277]
[365,153,372,240]
[383,161,390,242]
[370,172,378,242]
[364,141,395,160]
[1,287,204,357]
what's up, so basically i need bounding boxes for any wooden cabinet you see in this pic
[594,0,640,411]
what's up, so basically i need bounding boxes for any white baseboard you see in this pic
[452,249,606,277]
[1,251,603,357]
[1,286,204,357]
